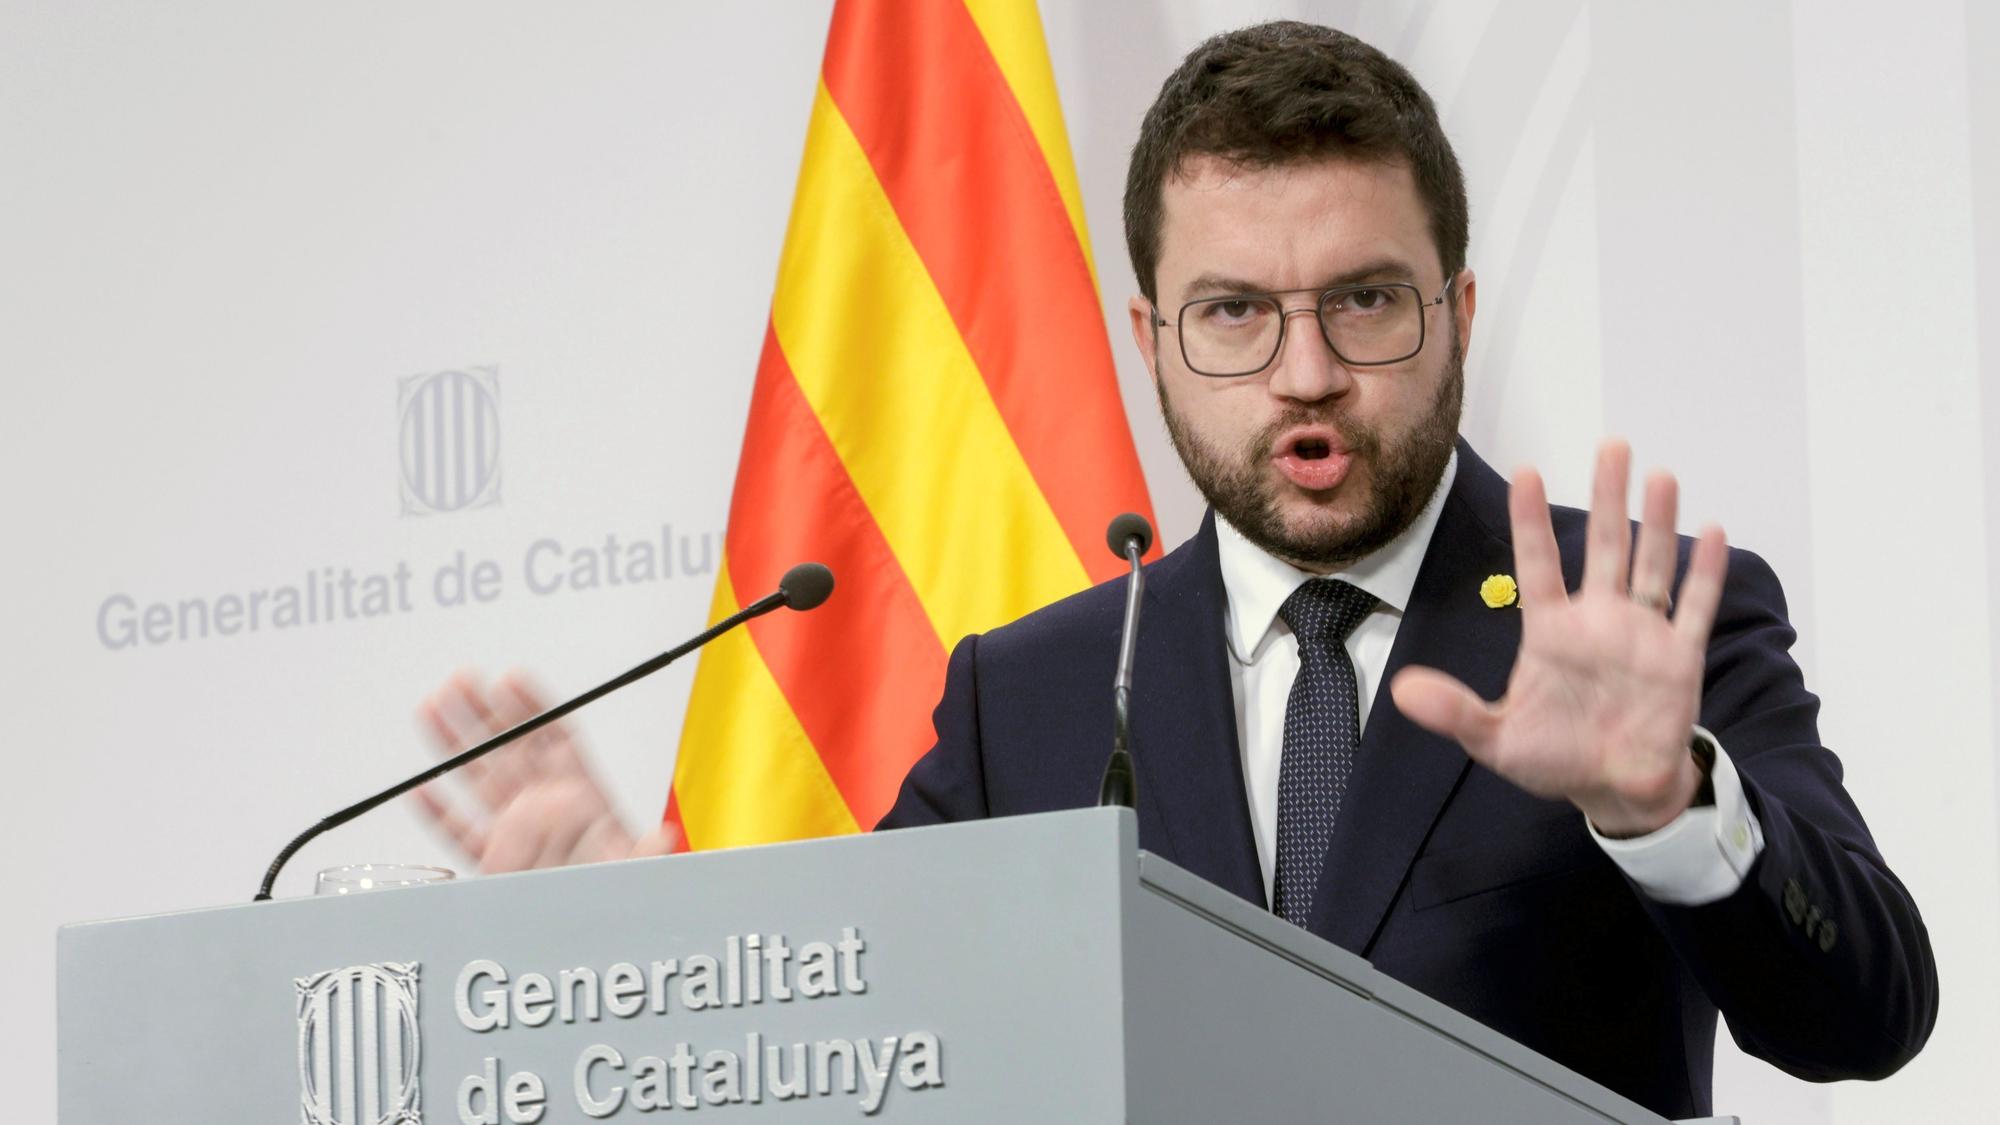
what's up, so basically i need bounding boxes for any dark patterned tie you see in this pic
[1273,578,1379,929]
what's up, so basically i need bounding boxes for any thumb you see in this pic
[1390,666,1500,753]
[630,821,681,860]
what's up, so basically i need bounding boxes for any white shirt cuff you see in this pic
[1588,726,1764,906]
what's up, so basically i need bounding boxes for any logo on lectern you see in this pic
[296,961,423,1125]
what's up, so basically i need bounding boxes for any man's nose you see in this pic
[1265,305,1354,403]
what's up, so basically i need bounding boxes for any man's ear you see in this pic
[1127,295,1162,381]
[1452,269,1477,356]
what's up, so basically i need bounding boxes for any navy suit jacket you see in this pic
[879,442,1937,1119]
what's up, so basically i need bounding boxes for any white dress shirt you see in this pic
[1215,450,1763,909]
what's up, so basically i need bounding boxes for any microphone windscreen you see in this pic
[778,562,836,611]
[1105,512,1155,559]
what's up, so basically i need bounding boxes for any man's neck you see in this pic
[1214,449,1458,655]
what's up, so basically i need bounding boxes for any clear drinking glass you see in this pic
[315,863,455,895]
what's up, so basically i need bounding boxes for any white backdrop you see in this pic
[3,2,1994,1120]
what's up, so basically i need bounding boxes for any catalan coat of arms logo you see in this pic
[296,961,422,1125]
[399,367,501,515]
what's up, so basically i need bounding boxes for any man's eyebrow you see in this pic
[1179,273,1274,301]
[1323,259,1421,287]
[1178,259,1423,302]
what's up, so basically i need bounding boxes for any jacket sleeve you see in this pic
[875,632,991,830]
[1639,546,1938,1079]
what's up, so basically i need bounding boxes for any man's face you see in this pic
[1128,155,1476,572]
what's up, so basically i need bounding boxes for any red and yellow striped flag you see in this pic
[666,0,1155,849]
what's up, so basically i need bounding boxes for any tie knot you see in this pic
[1279,579,1377,647]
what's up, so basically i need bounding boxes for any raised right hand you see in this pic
[412,671,678,873]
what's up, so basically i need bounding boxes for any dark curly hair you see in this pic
[1123,21,1469,302]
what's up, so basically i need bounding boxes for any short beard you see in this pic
[1158,335,1463,572]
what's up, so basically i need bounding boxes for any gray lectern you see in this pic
[60,808,1689,1123]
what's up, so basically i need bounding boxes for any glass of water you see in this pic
[315,863,454,895]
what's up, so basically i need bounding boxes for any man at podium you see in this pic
[417,21,1937,1122]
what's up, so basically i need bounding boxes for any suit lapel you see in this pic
[1310,445,1523,955]
[1129,513,1267,909]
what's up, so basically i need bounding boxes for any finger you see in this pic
[417,695,466,759]
[499,670,552,715]
[1672,524,1731,651]
[1508,467,1568,608]
[1628,470,1680,606]
[419,670,489,755]
[434,671,508,795]
[417,678,510,817]
[1390,666,1502,756]
[1579,439,1633,595]
[498,672,575,771]
[463,677,545,810]
[631,822,681,859]
[412,784,488,862]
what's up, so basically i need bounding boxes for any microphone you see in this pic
[777,561,835,611]
[1105,513,1154,560]
[1098,514,1153,809]
[252,561,836,900]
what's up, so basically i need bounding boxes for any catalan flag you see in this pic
[666,0,1155,849]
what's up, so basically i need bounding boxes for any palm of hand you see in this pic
[1390,442,1728,836]
[412,672,677,872]
[1483,597,1703,813]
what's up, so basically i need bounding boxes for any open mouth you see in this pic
[1274,430,1352,491]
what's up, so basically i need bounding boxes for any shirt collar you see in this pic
[1215,448,1458,663]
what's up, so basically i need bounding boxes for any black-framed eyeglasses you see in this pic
[1152,279,1454,377]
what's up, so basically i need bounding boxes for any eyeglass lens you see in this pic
[1178,283,1426,375]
